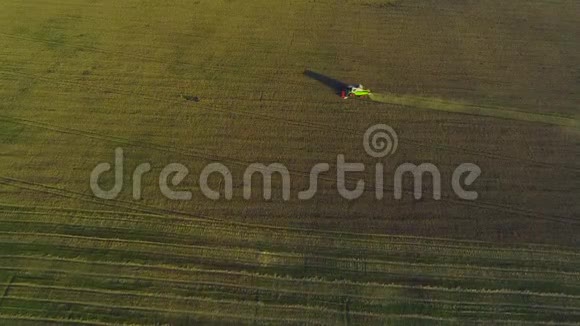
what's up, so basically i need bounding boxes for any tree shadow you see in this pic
[303,69,349,96]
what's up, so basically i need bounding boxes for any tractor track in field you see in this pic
[0,113,579,225]
[2,204,578,257]
[1,210,579,276]
[1,296,350,325]
[0,177,212,221]
[367,93,579,129]
[0,40,578,225]
[1,277,565,319]
[4,264,579,314]
[1,162,579,228]
[2,216,579,273]
[0,204,166,220]
[2,254,579,316]
[2,282,358,316]
[1,70,577,174]
[0,283,378,323]
[0,307,563,326]
[0,35,578,171]
[0,274,14,308]
[0,241,580,299]
[1,156,579,229]
[4,255,580,301]
[4,281,580,320]
[0,315,112,326]
[0,189,572,258]
[1,2,579,324]
[1,212,578,280]
[2,232,579,291]
[1,222,578,279]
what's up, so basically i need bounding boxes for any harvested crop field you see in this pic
[0,0,579,324]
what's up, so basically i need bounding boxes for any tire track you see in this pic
[3,260,580,324]
[1,175,578,231]
[0,177,193,220]
[368,93,579,129]
[0,274,13,308]
[0,314,111,326]
[1,231,578,285]
[4,283,353,321]
[3,179,574,251]
[3,255,579,300]
[2,296,340,325]
[5,281,579,320]
[5,266,578,313]
[1,209,576,257]
[2,203,578,255]
[0,115,578,225]
[1,50,578,173]
[1,213,578,272]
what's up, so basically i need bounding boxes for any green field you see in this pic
[0,0,579,324]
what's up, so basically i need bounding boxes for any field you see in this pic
[0,0,579,324]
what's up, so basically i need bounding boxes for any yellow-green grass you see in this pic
[0,206,578,272]
[368,93,579,128]
[0,207,579,323]
[0,0,579,324]
[0,0,578,241]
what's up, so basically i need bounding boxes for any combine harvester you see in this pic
[341,84,371,99]
[304,68,578,127]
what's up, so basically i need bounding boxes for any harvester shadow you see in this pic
[303,70,348,96]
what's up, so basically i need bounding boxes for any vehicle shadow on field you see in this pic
[303,69,348,96]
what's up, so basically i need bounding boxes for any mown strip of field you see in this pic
[1,258,579,325]
[0,116,576,227]
[0,207,579,324]
[2,257,580,312]
[1,206,578,272]
[2,232,578,293]
[368,93,580,129]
